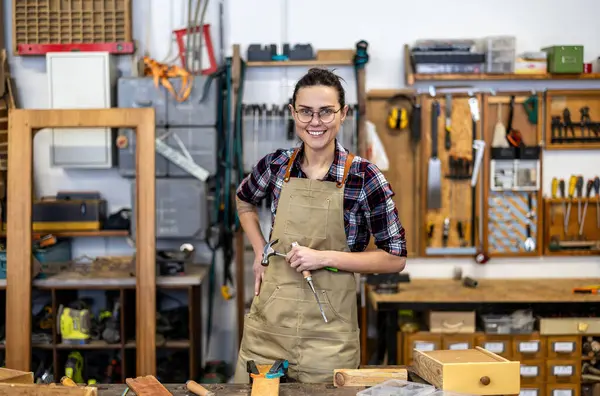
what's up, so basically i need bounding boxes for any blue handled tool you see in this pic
[265,359,289,379]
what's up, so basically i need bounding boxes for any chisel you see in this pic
[291,242,327,323]
[579,179,594,237]
[558,179,566,233]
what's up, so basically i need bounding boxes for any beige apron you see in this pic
[233,149,360,383]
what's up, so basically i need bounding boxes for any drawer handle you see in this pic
[480,376,491,386]
[442,320,464,329]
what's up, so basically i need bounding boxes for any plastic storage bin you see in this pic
[482,314,535,334]
[481,36,516,73]
[357,380,436,396]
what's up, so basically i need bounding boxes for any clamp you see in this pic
[247,359,289,381]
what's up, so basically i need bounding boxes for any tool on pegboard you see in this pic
[594,177,600,228]
[565,175,577,237]
[578,179,594,239]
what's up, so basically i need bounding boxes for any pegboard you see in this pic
[488,191,538,254]
[419,93,483,256]
[12,0,133,55]
[481,92,544,257]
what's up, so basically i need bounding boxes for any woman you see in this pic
[233,68,407,383]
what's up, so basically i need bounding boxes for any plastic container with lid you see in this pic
[356,379,437,396]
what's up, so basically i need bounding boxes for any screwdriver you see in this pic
[558,179,566,233]
[576,175,584,225]
[594,177,600,228]
[579,179,594,237]
[291,242,328,323]
[566,175,577,235]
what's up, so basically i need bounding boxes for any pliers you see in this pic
[562,108,576,139]
[551,115,562,141]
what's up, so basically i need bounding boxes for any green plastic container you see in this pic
[542,45,584,73]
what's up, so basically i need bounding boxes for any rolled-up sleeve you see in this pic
[236,152,275,206]
[358,163,407,257]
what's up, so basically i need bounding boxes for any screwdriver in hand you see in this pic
[291,242,328,323]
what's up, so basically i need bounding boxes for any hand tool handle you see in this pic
[551,177,558,199]
[576,176,584,197]
[568,175,577,198]
[291,242,312,279]
[61,376,77,387]
[186,380,215,396]
[586,180,594,197]
[559,179,565,198]
[431,101,440,158]
[410,102,421,145]
[594,177,600,195]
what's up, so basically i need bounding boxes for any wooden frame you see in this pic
[481,92,544,257]
[6,108,156,375]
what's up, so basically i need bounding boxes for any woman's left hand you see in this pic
[286,245,326,272]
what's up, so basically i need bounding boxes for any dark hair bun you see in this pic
[292,68,346,108]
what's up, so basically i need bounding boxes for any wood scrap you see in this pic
[186,380,215,396]
[0,382,96,396]
[0,367,33,384]
[125,375,172,396]
[333,368,408,387]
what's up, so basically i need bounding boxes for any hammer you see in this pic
[261,239,286,266]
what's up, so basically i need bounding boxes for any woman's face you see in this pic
[290,85,348,152]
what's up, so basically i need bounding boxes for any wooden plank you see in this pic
[368,278,600,306]
[6,108,156,374]
[333,368,408,387]
[0,383,97,396]
[0,368,33,384]
[126,376,171,395]
[251,377,280,396]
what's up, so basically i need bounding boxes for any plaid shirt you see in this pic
[236,140,407,257]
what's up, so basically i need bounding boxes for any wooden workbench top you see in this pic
[96,383,366,395]
[368,278,600,308]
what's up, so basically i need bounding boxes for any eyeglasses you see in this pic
[294,107,342,124]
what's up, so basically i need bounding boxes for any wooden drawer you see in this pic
[429,311,476,333]
[520,384,546,396]
[546,383,580,396]
[513,334,547,361]
[442,334,476,350]
[547,336,581,360]
[413,347,520,395]
[540,317,600,335]
[546,360,581,384]
[475,334,513,359]
[404,332,442,364]
[520,360,545,386]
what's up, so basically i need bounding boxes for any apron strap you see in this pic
[283,148,300,182]
[337,153,355,188]
[283,148,355,187]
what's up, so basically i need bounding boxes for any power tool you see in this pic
[57,304,91,345]
[64,351,84,384]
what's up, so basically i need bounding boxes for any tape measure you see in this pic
[387,107,409,130]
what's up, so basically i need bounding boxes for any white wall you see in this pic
[4,0,600,364]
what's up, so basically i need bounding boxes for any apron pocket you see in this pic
[321,290,358,328]
[248,282,280,317]
[284,196,330,241]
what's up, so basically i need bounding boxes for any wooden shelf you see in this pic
[247,59,353,67]
[0,230,129,238]
[403,44,600,85]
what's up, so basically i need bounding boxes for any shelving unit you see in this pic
[25,266,206,383]
[403,45,600,86]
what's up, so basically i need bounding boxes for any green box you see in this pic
[542,45,584,73]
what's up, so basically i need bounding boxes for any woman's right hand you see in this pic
[253,254,266,295]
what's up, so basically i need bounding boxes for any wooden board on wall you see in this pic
[481,92,544,257]
[419,94,482,257]
[545,90,600,150]
[366,90,419,256]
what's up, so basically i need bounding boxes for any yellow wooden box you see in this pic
[413,347,520,395]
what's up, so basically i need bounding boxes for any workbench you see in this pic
[96,384,368,395]
[367,278,600,365]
